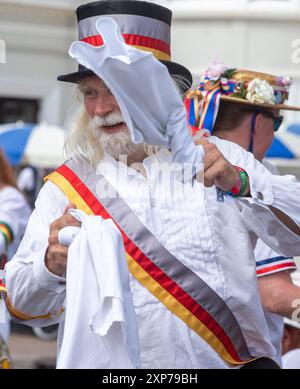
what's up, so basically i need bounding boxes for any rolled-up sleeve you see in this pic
[4,181,68,327]
[255,237,296,278]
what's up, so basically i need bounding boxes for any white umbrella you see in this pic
[24,123,66,168]
[0,122,66,168]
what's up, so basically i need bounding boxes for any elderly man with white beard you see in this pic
[4,1,300,369]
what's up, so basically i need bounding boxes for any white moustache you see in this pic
[92,111,125,128]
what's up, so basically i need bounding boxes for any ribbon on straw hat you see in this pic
[185,61,300,136]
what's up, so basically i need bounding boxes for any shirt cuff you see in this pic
[256,256,297,278]
[242,166,273,205]
[33,252,66,293]
[268,173,300,226]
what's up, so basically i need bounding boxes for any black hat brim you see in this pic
[57,61,192,92]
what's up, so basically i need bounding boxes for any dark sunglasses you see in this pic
[260,110,284,132]
[241,108,284,132]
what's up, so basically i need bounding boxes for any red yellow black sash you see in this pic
[45,161,256,365]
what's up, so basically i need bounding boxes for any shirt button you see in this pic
[150,198,156,208]
[257,192,264,200]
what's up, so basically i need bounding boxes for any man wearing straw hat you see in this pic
[5,1,300,369]
[186,63,300,366]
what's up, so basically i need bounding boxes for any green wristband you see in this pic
[239,170,249,196]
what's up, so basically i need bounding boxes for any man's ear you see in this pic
[253,113,265,135]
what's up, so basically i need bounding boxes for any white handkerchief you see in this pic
[57,209,140,369]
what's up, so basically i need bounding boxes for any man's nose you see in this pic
[93,94,116,117]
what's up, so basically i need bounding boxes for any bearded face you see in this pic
[89,111,145,161]
[70,76,148,164]
[72,74,184,165]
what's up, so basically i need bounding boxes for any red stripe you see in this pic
[257,262,296,275]
[81,33,171,55]
[56,164,243,362]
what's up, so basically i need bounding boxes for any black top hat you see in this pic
[57,0,192,92]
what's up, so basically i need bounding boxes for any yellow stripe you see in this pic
[45,172,94,216]
[131,45,171,61]
[46,170,251,365]
[0,223,13,242]
[0,226,12,244]
[5,297,52,321]
[1,359,11,369]
[126,253,246,365]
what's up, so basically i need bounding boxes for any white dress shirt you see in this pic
[0,186,31,260]
[0,186,31,342]
[6,15,300,367]
[253,158,298,367]
[5,140,300,368]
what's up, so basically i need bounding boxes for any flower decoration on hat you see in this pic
[204,60,231,81]
[185,60,294,136]
[245,78,276,105]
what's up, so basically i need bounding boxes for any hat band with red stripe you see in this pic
[78,13,171,61]
[57,1,192,92]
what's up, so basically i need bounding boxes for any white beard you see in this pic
[90,112,144,160]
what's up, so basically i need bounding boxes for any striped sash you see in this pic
[45,160,256,365]
[0,222,13,251]
[0,222,12,295]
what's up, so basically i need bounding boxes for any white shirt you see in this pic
[210,137,300,257]
[17,167,36,192]
[254,160,297,367]
[5,139,300,368]
[0,186,31,260]
[0,186,31,342]
[282,349,300,369]
[255,234,294,367]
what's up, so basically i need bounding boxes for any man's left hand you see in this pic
[195,138,239,192]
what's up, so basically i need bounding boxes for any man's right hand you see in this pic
[45,203,81,276]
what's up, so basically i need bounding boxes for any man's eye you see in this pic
[84,90,97,98]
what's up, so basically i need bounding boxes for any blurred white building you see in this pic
[0,0,299,130]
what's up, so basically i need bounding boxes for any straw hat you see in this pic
[185,61,300,134]
[218,68,300,112]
